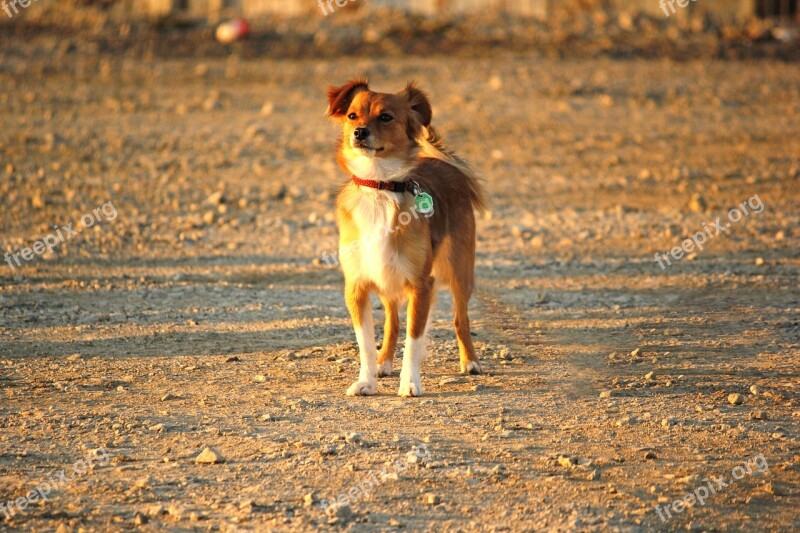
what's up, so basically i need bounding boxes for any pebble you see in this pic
[206,191,225,205]
[599,390,614,398]
[134,512,148,525]
[616,416,635,426]
[661,417,675,427]
[202,97,222,111]
[750,385,760,395]
[439,376,465,386]
[406,451,424,465]
[645,371,655,380]
[195,446,224,464]
[750,410,767,420]
[303,492,316,506]
[326,502,352,522]
[688,194,707,213]
[587,469,601,480]
[160,393,178,401]
[345,432,362,444]
[728,393,744,406]
[631,348,640,357]
[261,101,275,116]
[557,455,578,467]
[755,257,765,266]
[254,374,267,383]
[423,493,440,505]
[644,450,657,460]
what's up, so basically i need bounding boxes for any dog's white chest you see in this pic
[347,192,412,298]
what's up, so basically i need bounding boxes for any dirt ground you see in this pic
[1,27,799,533]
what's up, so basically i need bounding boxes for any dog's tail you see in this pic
[417,126,486,213]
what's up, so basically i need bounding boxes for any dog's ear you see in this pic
[327,78,369,118]
[403,82,433,139]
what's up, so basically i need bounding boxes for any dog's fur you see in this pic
[327,78,485,397]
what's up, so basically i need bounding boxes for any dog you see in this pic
[327,78,485,397]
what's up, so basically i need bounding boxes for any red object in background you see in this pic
[215,19,250,44]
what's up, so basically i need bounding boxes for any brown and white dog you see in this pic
[327,78,485,397]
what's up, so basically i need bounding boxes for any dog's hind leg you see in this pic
[377,295,399,377]
[345,281,378,396]
[452,273,481,375]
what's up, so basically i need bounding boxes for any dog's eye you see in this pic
[347,113,357,120]
[379,113,393,123]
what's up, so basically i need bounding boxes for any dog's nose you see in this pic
[353,127,370,141]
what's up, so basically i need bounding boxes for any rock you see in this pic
[303,492,316,506]
[558,455,578,467]
[755,257,765,266]
[645,371,655,380]
[326,502,352,522]
[662,417,675,427]
[134,512,148,525]
[764,482,787,496]
[202,97,222,111]
[195,447,224,464]
[728,393,744,406]
[261,102,275,116]
[630,348,641,357]
[616,416,635,427]
[206,191,225,205]
[254,374,267,383]
[471,384,485,392]
[688,194,707,213]
[345,432,362,444]
[423,493,440,505]
[225,356,240,363]
[587,469,601,480]
[406,450,425,465]
[750,410,767,420]
[160,393,178,402]
[134,476,152,489]
[439,376,465,386]
[202,211,216,225]
[644,450,657,460]
[599,390,614,398]
[750,385,760,395]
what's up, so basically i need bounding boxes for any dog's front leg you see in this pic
[345,281,378,396]
[398,278,434,397]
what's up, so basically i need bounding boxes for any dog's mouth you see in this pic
[352,141,385,153]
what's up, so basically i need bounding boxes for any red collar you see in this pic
[351,176,410,193]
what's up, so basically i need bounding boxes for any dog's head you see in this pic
[327,78,432,171]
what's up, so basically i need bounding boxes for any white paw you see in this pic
[346,380,377,396]
[461,361,482,375]
[398,374,423,397]
[376,360,393,377]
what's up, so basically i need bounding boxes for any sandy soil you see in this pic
[0,30,799,532]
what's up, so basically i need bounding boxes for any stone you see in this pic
[728,393,744,406]
[195,447,224,464]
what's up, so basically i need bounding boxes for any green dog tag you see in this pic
[414,192,434,215]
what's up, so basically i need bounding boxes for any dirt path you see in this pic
[0,45,799,532]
